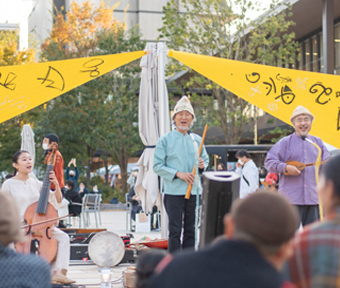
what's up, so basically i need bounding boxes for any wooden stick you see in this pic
[22,214,71,229]
[185,124,208,199]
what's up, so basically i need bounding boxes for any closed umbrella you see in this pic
[135,43,170,238]
[21,124,37,179]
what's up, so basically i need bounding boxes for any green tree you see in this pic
[38,1,126,185]
[159,0,299,144]
[38,1,145,197]
[0,30,38,177]
[86,26,145,196]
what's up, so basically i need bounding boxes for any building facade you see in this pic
[28,0,172,47]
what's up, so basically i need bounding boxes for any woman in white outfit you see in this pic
[1,150,75,285]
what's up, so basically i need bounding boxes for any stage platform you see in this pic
[67,209,162,288]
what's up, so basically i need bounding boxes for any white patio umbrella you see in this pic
[21,124,37,179]
[135,42,170,238]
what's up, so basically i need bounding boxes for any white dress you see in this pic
[2,177,70,271]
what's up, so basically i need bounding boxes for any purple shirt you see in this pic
[264,133,330,205]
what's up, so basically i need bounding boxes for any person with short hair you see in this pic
[153,96,209,253]
[287,154,340,287]
[0,192,51,288]
[135,249,168,288]
[235,149,259,198]
[149,190,299,288]
[90,184,101,194]
[65,179,82,216]
[265,105,330,226]
[79,182,89,199]
[42,133,65,190]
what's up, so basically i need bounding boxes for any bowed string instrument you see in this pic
[15,143,69,263]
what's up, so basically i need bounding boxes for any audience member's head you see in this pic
[65,180,75,191]
[135,249,168,288]
[224,190,299,269]
[318,154,340,215]
[0,192,25,246]
[217,163,226,171]
[235,149,250,159]
[235,149,251,166]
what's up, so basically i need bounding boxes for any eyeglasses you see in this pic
[295,116,311,124]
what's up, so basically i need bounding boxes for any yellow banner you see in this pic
[169,50,340,149]
[0,51,145,123]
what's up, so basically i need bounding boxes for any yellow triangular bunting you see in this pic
[0,50,145,123]
[169,50,340,148]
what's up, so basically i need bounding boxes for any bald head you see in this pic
[229,190,299,253]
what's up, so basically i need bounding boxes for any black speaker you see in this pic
[200,171,240,248]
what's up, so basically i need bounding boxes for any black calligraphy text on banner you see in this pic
[169,50,340,149]
[0,51,145,124]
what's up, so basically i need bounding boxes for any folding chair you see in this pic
[83,194,102,228]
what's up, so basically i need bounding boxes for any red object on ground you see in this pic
[141,239,168,249]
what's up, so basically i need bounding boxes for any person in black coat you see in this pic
[149,191,299,288]
[128,186,143,221]
[78,182,89,199]
[65,180,82,216]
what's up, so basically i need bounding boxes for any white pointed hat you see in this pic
[172,96,195,120]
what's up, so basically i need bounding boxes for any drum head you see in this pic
[88,231,125,267]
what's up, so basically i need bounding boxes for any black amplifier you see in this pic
[70,244,91,262]
[70,244,148,263]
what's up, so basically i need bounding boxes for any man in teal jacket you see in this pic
[153,96,209,253]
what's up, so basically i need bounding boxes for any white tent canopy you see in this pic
[95,163,138,176]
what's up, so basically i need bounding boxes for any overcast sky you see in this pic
[0,0,276,49]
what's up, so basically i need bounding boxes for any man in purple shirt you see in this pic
[265,105,330,226]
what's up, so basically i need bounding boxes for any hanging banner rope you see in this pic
[169,50,340,149]
[0,50,145,124]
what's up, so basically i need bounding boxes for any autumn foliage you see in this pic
[0,31,35,66]
[41,0,125,58]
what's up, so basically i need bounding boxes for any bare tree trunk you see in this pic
[104,155,109,185]
[86,145,93,187]
[119,145,128,198]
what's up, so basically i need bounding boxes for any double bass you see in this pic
[15,145,59,263]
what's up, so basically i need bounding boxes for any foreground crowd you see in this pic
[0,96,338,288]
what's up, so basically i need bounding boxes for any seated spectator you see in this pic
[65,158,79,191]
[287,154,340,287]
[65,180,82,216]
[90,184,101,194]
[127,169,138,189]
[128,185,143,221]
[0,192,51,287]
[79,182,89,199]
[150,190,299,288]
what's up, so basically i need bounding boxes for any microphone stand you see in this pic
[302,136,323,221]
